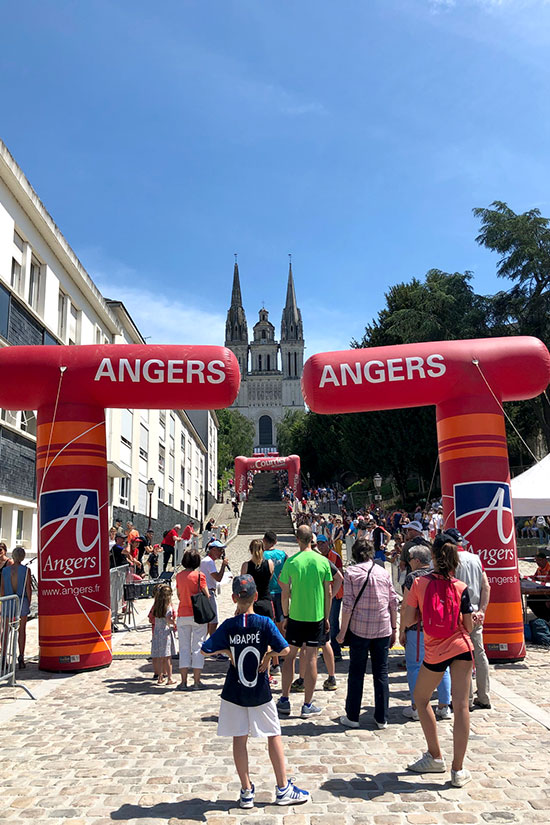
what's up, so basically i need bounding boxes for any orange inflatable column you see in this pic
[36,403,112,671]
[437,396,525,662]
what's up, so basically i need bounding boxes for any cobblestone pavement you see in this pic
[2,534,550,824]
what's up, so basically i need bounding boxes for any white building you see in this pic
[0,139,217,549]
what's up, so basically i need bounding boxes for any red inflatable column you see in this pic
[36,403,112,671]
[437,396,524,662]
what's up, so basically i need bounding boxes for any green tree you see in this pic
[216,408,254,475]
[351,270,493,501]
[474,201,550,448]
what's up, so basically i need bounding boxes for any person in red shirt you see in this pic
[162,523,181,572]
[182,521,199,544]
[526,551,550,619]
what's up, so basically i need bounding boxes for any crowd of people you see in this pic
[139,491,504,807]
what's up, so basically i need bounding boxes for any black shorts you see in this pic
[270,592,283,623]
[423,651,472,672]
[254,598,274,619]
[285,618,327,648]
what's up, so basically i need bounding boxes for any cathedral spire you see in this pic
[284,254,298,316]
[231,254,243,307]
[281,255,303,342]
[225,256,248,347]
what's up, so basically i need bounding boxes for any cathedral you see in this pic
[225,259,305,451]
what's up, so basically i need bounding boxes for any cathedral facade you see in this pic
[225,260,305,451]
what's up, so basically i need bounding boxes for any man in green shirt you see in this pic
[277,525,332,719]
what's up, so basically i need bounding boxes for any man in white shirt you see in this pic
[200,540,230,636]
[444,529,492,710]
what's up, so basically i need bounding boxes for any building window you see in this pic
[95,325,103,344]
[267,354,271,371]
[168,453,175,481]
[139,423,149,460]
[68,304,80,345]
[120,409,133,447]
[158,486,164,501]
[16,510,24,541]
[11,259,22,295]
[28,259,41,311]
[159,444,165,474]
[119,477,130,507]
[258,354,262,371]
[194,499,199,519]
[168,492,174,506]
[259,415,273,446]
[261,329,266,339]
[181,431,185,453]
[0,283,9,340]
[180,499,185,512]
[1,409,19,427]
[138,479,147,514]
[20,411,37,437]
[294,352,298,375]
[58,291,68,340]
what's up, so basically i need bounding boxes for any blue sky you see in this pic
[1,0,550,356]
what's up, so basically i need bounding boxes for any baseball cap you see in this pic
[209,540,226,549]
[316,534,328,543]
[232,574,257,599]
[445,527,464,543]
[405,520,423,533]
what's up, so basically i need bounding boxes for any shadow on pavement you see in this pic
[321,772,447,799]
[111,798,284,821]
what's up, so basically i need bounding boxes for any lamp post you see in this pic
[146,477,155,530]
[373,473,382,502]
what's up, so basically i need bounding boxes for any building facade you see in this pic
[225,260,305,451]
[0,139,217,549]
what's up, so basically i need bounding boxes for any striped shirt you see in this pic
[342,561,398,639]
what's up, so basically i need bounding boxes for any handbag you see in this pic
[343,561,374,646]
[191,572,216,624]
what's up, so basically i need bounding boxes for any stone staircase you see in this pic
[238,473,294,536]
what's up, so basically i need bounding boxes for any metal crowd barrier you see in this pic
[110,564,130,632]
[0,594,35,699]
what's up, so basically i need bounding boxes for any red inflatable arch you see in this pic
[234,454,301,501]
[0,344,240,672]
[302,336,550,662]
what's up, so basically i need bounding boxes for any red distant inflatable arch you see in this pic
[235,454,301,501]
[0,344,240,672]
[302,336,550,662]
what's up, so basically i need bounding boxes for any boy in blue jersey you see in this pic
[202,574,310,809]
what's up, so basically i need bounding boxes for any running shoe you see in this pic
[323,676,337,691]
[275,781,310,806]
[300,702,321,718]
[407,752,447,773]
[290,677,305,693]
[402,706,419,721]
[339,715,359,728]
[376,720,388,729]
[239,784,255,809]
[451,769,472,788]
[435,705,452,721]
[277,696,291,717]
[270,664,281,676]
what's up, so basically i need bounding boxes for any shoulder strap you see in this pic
[350,562,374,619]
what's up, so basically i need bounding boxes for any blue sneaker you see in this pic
[277,696,291,717]
[239,783,255,808]
[275,781,310,806]
[300,702,321,718]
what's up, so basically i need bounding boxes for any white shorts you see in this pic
[217,698,281,738]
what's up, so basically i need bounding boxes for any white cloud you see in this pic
[84,250,225,346]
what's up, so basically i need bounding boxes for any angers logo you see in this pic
[39,489,101,581]
[454,481,516,572]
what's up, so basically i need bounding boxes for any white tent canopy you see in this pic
[511,453,550,517]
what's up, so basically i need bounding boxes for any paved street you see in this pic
[1,534,550,824]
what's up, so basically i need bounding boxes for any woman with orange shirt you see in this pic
[176,548,210,690]
[403,538,474,788]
